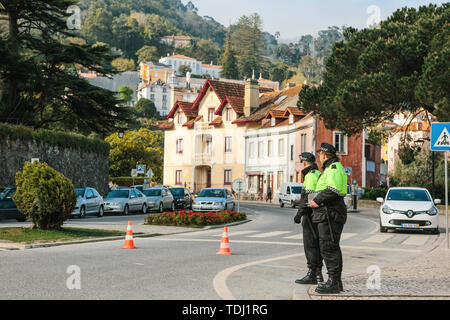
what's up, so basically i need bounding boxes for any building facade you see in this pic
[159,54,222,77]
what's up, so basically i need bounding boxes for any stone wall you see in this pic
[0,137,109,196]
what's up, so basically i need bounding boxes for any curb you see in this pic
[295,235,448,300]
[0,219,252,251]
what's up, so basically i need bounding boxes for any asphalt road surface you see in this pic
[0,204,440,299]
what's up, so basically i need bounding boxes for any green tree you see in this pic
[119,86,134,105]
[220,29,239,79]
[0,0,130,135]
[112,57,136,71]
[106,129,164,182]
[298,4,450,136]
[231,13,266,78]
[136,45,160,63]
[134,98,159,119]
[178,64,192,76]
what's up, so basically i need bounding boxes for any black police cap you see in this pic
[316,142,336,154]
[299,152,315,162]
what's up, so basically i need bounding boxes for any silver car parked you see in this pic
[142,187,175,213]
[72,187,104,218]
[104,188,147,215]
[192,188,235,212]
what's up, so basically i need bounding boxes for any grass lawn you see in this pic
[0,227,125,244]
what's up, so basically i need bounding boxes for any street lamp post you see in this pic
[414,137,435,199]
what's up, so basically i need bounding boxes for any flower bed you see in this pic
[144,210,246,227]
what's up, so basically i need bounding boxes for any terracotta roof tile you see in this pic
[157,120,174,129]
[284,107,305,117]
[209,116,222,126]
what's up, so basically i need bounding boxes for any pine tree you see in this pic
[220,28,239,79]
[0,0,130,135]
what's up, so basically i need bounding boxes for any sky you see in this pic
[185,0,448,41]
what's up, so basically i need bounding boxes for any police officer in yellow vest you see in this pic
[294,152,324,285]
[309,143,347,294]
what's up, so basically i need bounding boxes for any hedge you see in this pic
[145,210,247,227]
[0,122,109,156]
[361,187,388,200]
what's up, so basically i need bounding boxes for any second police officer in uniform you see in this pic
[309,143,348,294]
[294,152,324,285]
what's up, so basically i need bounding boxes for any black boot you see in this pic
[295,269,317,284]
[316,268,324,283]
[315,275,340,294]
[338,273,344,292]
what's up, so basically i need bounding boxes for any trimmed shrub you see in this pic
[361,187,388,200]
[13,162,77,230]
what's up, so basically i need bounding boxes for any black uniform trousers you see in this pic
[317,214,344,277]
[302,212,323,270]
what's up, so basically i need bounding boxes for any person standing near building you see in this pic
[309,143,348,294]
[267,186,272,203]
[294,152,323,285]
[351,180,358,210]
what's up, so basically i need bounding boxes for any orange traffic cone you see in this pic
[121,221,136,249]
[216,226,232,255]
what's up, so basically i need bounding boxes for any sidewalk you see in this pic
[303,234,450,300]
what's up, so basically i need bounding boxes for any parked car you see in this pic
[192,188,235,212]
[142,187,175,213]
[377,187,440,234]
[72,187,104,218]
[279,182,303,208]
[104,188,147,215]
[0,187,27,222]
[169,187,193,210]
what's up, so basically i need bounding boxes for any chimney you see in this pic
[244,78,259,117]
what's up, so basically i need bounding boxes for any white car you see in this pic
[279,182,302,208]
[377,187,440,234]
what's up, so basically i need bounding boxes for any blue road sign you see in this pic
[136,164,146,174]
[431,123,450,151]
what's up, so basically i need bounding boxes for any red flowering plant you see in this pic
[144,210,246,227]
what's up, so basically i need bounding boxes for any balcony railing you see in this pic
[194,122,213,132]
[194,153,212,164]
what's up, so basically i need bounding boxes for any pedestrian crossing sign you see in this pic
[431,123,450,151]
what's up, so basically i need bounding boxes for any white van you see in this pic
[279,182,303,208]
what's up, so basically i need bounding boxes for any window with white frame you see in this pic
[268,140,273,157]
[176,138,183,154]
[175,170,182,185]
[177,112,183,124]
[278,139,285,157]
[333,132,347,153]
[225,136,232,153]
[301,134,307,153]
[290,145,294,161]
[224,169,232,185]
[226,107,232,121]
[277,171,284,189]
[208,108,215,122]
[249,142,255,158]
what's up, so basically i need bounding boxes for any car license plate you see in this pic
[401,223,419,228]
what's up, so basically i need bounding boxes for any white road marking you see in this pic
[284,234,302,239]
[362,234,394,243]
[213,253,304,300]
[247,231,292,238]
[340,233,358,241]
[401,235,430,246]
[145,238,422,252]
[212,230,260,237]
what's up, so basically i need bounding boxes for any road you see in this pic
[0,203,440,299]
